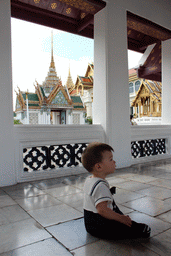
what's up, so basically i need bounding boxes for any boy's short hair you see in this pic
[81,142,114,173]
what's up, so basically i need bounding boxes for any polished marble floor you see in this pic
[1,159,171,255]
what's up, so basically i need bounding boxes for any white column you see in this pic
[162,39,171,124]
[0,0,16,186]
[93,5,131,168]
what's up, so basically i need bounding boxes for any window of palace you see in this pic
[129,82,134,93]
[135,80,141,92]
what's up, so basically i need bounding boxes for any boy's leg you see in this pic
[84,210,151,240]
[103,220,151,240]
[91,219,151,240]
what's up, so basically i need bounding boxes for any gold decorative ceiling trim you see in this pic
[127,12,171,41]
[58,0,96,13]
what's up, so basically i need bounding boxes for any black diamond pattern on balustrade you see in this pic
[131,138,166,158]
[23,143,88,172]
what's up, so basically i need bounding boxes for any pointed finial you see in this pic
[50,31,55,69]
[14,89,18,95]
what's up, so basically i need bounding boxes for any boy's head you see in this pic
[81,142,114,173]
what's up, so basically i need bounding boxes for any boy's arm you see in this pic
[96,201,132,227]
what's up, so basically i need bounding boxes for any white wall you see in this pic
[14,125,105,182]
[0,0,16,186]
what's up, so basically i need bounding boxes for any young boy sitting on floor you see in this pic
[81,142,151,240]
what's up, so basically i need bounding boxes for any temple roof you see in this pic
[131,80,162,107]
[71,96,85,110]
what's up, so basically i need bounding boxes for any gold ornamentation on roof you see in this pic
[51,3,57,9]
[34,0,40,3]
[127,30,131,35]
[66,8,71,14]
[149,66,157,71]
[81,13,86,19]
[58,0,95,13]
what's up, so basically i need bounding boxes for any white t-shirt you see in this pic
[83,176,113,213]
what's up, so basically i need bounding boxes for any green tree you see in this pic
[14,119,22,125]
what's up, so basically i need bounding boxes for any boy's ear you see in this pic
[94,162,102,171]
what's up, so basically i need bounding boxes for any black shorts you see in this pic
[84,209,149,240]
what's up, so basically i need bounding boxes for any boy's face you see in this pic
[99,150,116,175]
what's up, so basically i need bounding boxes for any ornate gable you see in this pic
[15,88,26,111]
[85,63,94,77]
[131,80,162,107]
[49,86,72,108]
[51,90,68,105]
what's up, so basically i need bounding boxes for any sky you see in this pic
[11,18,142,109]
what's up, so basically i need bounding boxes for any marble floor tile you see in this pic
[57,192,84,209]
[152,172,171,180]
[137,186,171,200]
[4,186,45,200]
[148,179,171,189]
[72,239,159,256]
[28,203,83,227]
[114,191,145,204]
[115,173,137,179]
[2,183,32,191]
[0,195,16,208]
[117,204,134,214]
[16,194,62,211]
[156,164,171,172]
[0,190,7,196]
[106,177,127,186]
[47,218,98,251]
[0,205,30,226]
[1,159,171,255]
[158,210,171,223]
[113,187,131,195]
[45,185,81,198]
[123,196,171,217]
[31,178,65,190]
[115,181,153,192]
[130,168,166,177]
[0,238,72,256]
[72,183,85,190]
[129,211,171,237]
[142,228,171,256]
[63,174,89,189]
[76,206,84,213]
[126,175,159,183]
[0,219,51,254]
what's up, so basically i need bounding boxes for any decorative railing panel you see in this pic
[23,143,88,172]
[131,138,166,159]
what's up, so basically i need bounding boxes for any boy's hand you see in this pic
[120,215,132,227]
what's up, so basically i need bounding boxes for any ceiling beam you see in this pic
[138,67,161,82]
[127,11,171,41]
[77,14,94,33]
[11,1,94,38]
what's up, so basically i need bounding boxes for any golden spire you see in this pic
[50,31,55,69]
[66,63,75,90]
